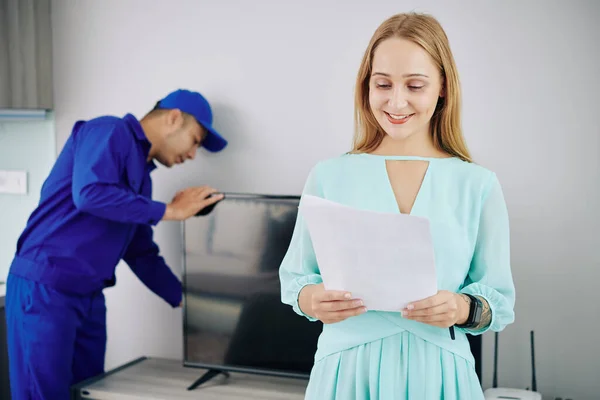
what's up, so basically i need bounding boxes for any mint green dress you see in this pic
[279,154,516,399]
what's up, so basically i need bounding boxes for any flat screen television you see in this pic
[182,193,323,389]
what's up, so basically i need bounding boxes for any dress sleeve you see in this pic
[458,172,516,335]
[279,164,324,321]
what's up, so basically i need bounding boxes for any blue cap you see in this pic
[156,89,227,152]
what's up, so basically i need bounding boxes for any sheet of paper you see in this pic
[299,194,438,312]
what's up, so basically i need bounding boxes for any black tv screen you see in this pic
[182,193,323,379]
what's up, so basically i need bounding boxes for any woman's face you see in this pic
[369,37,444,143]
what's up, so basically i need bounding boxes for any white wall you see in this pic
[51,1,600,399]
[0,118,56,281]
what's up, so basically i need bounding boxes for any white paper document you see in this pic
[299,195,438,312]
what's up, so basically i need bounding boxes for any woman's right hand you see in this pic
[299,283,367,324]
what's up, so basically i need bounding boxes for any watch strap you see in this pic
[455,293,482,329]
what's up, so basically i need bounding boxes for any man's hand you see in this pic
[401,290,470,328]
[162,186,224,221]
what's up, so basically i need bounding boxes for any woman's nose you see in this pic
[388,88,408,110]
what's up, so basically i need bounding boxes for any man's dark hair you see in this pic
[145,102,197,129]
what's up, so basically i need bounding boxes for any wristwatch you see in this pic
[455,293,483,329]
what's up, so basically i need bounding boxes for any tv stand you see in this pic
[187,369,230,390]
[71,357,307,399]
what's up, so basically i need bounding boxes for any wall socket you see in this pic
[0,170,28,194]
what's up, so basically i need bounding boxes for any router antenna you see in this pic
[493,331,499,388]
[530,330,537,392]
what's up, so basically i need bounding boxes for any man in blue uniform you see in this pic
[4,89,227,400]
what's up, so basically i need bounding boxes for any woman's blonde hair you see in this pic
[351,12,471,162]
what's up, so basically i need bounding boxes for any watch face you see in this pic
[473,300,483,324]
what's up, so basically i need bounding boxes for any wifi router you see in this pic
[483,330,542,400]
[484,389,541,400]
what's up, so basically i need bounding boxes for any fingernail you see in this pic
[344,293,352,299]
[354,300,363,307]
[407,304,414,310]
[360,307,367,313]
[401,311,408,317]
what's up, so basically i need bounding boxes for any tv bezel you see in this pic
[180,192,311,380]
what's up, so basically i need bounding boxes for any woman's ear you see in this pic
[438,75,446,98]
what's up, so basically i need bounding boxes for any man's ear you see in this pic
[166,109,184,127]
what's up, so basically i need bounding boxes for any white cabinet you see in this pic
[0,0,54,110]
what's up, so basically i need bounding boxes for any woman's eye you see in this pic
[409,85,424,90]
[376,83,391,89]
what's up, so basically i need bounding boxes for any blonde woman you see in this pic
[279,12,515,399]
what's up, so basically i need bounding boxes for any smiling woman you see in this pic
[279,12,515,400]
[369,38,443,140]
[352,13,469,162]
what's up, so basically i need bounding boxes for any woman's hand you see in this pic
[299,284,367,324]
[401,290,470,328]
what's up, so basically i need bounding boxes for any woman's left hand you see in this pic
[402,290,469,328]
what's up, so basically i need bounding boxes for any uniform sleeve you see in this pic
[72,122,166,225]
[458,173,516,335]
[279,165,324,321]
[123,224,183,308]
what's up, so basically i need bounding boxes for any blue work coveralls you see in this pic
[5,113,182,399]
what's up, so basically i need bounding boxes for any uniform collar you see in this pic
[123,113,158,172]
[124,113,147,141]
[147,159,158,172]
